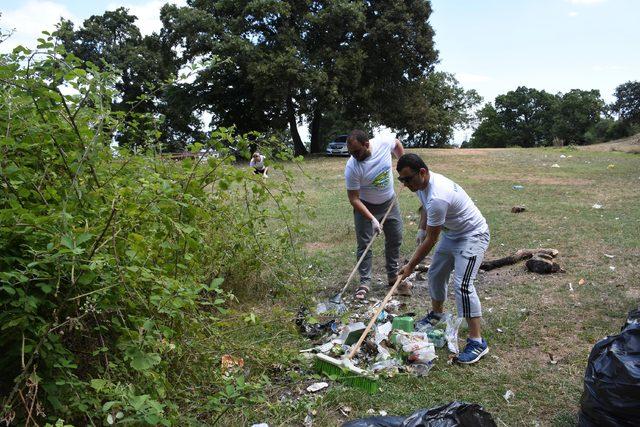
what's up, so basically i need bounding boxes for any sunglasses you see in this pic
[398,172,418,184]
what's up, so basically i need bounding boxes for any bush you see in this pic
[0,41,305,425]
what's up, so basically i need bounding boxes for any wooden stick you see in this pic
[347,275,404,360]
[334,187,404,299]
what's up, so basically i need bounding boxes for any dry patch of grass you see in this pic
[579,133,640,153]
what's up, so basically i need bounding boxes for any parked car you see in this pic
[325,135,349,156]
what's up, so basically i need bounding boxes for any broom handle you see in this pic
[337,187,403,298]
[347,274,404,360]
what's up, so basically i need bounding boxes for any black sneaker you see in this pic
[415,311,444,331]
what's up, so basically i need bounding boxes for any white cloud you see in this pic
[0,0,76,53]
[455,72,491,85]
[107,0,187,36]
[0,0,189,52]
[565,0,607,4]
[568,11,579,17]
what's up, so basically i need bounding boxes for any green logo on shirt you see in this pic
[371,169,390,189]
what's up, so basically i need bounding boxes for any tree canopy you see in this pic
[159,0,442,154]
[467,86,615,148]
[56,8,184,150]
[612,81,640,127]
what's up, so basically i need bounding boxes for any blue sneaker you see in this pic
[457,338,489,364]
[415,311,444,331]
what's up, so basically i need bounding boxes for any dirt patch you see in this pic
[304,241,335,252]
[579,133,640,153]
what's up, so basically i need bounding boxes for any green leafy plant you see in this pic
[0,38,306,425]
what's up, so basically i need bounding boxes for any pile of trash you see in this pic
[297,301,464,378]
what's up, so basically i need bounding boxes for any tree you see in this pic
[160,0,439,155]
[492,87,557,147]
[467,103,510,148]
[56,9,183,150]
[552,89,604,145]
[398,72,482,147]
[611,81,640,126]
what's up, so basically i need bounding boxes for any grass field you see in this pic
[221,145,640,426]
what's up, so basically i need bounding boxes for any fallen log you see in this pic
[525,256,563,274]
[480,248,559,271]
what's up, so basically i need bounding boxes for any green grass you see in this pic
[217,147,640,426]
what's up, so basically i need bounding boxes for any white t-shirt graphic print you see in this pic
[344,137,396,204]
[417,172,488,239]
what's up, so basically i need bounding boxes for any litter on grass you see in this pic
[306,382,329,393]
[504,389,515,402]
[299,312,454,378]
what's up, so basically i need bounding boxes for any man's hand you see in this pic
[371,217,382,234]
[416,229,427,245]
[397,263,413,282]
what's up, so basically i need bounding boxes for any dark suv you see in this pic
[325,135,349,156]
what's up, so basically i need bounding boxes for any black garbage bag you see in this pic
[578,309,640,426]
[342,401,496,427]
[342,416,404,427]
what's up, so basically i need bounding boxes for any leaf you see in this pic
[102,401,117,412]
[129,394,149,411]
[130,350,161,372]
[1,285,16,295]
[225,384,235,396]
[90,379,107,392]
[38,283,53,294]
[61,235,74,249]
[12,45,31,54]
[76,232,93,246]
[107,414,114,425]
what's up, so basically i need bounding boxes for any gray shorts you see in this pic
[427,231,490,318]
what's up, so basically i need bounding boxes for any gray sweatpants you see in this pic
[428,231,490,318]
[353,197,403,286]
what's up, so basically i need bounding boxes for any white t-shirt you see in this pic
[250,155,265,169]
[417,172,488,239]
[345,137,396,204]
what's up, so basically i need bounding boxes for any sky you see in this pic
[1,0,638,143]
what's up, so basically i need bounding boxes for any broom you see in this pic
[314,275,405,393]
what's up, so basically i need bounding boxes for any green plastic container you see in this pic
[427,329,446,348]
[392,316,414,333]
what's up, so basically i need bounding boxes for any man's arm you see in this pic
[392,138,404,158]
[418,206,427,230]
[347,190,375,221]
[400,224,442,279]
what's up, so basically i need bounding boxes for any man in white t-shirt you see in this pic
[345,130,407,300]
[396,153,490,364]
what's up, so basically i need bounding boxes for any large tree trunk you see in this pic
[287,93,307,156]
[309,108,323,153]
